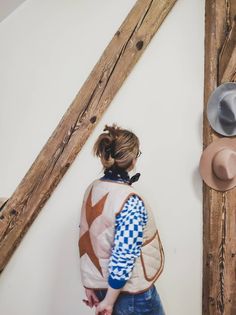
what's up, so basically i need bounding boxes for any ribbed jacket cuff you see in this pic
[108,275,127,289]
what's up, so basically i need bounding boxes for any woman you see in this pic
[78,124,165,315]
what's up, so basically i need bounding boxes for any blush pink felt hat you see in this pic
[199,138,236,191]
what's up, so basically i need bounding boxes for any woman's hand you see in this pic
[95,299,113,315]
[95,285,121,315]
[83,288,99,308]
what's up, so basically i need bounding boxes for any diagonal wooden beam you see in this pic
[0,0,177,272]
[203,1,236,315]
[219,16,236,83]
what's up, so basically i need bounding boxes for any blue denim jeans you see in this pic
[95,285,166,315]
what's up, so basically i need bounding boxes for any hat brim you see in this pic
[199,138,236,191]
[207,82,236,136]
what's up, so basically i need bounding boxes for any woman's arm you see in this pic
[108,194,147,288]
[95,194,148,314]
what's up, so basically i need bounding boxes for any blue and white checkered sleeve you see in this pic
[108,194,148,289]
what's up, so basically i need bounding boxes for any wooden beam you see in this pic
[0,0,177,272]
[219,16,236,83]
[203,1,236,315]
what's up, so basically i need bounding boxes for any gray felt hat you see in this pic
[207,82,236,136]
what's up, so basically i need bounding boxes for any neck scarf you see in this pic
[103,165,141,185]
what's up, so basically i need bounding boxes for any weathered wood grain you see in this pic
[219,17,236,83]
[203,1,236,315]
[0,0,177,272]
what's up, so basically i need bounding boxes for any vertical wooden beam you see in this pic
[0,0,177,272]
[203,1,236,315]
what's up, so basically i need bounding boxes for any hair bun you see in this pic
[93,123,139,170]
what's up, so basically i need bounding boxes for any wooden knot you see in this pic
[136,40,144,50]
[208,297,215,305]
[206,253,213,267]
[90,116,97,124]
[208,253,213,259]
[10,209,17,216]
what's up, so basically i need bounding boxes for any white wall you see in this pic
[0,0,204,314]
[0,0,27,22]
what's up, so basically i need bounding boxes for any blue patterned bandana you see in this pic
[102,166,140,185]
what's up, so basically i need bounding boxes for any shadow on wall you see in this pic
[191,112,203,203]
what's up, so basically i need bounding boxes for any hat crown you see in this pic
[207,82,236,136]
[219,92,236,125]
[212,148,236,181]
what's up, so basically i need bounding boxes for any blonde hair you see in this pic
[93,123,140,170]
